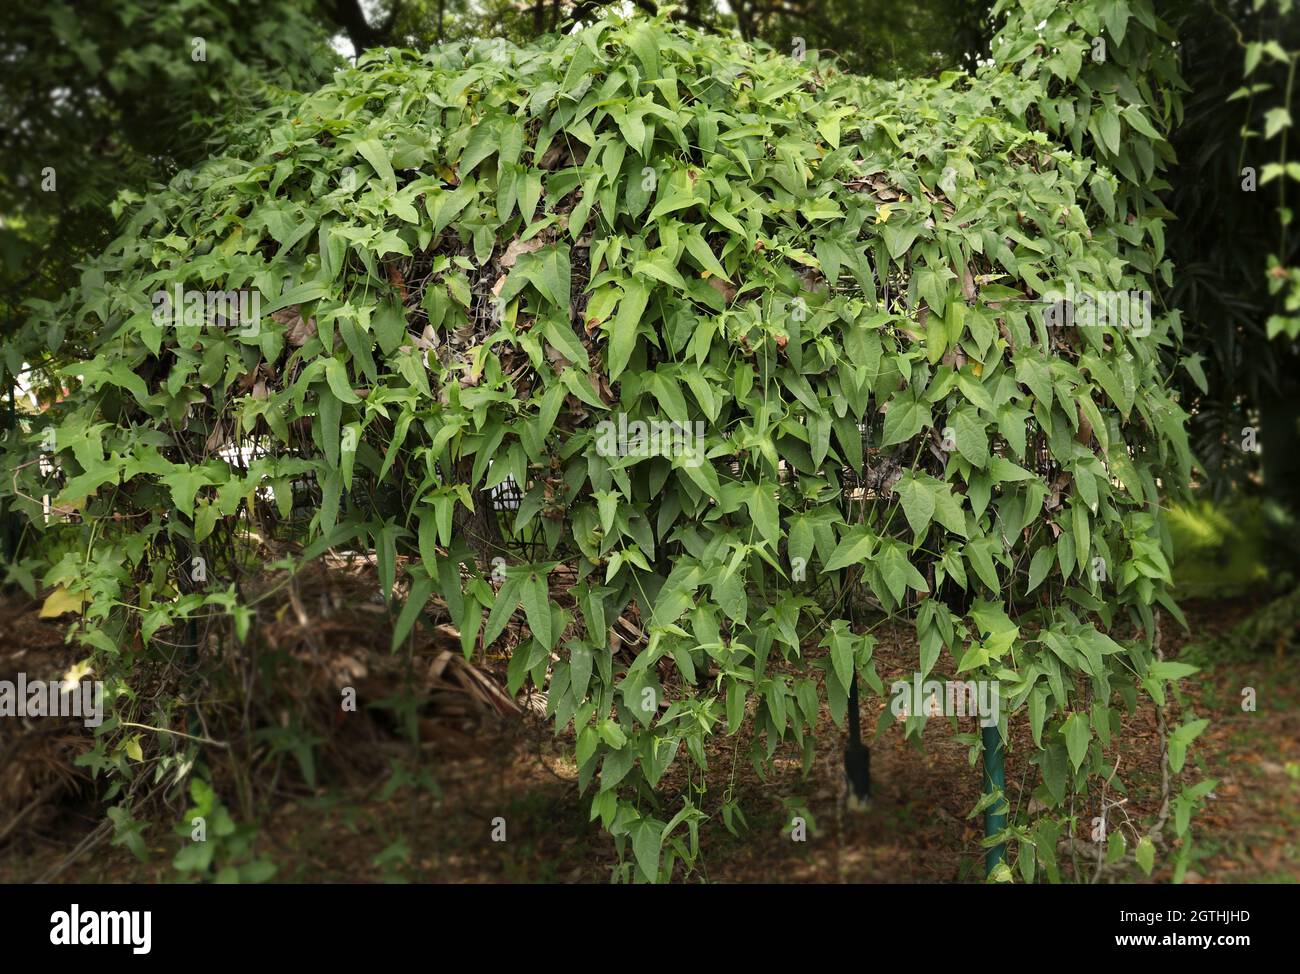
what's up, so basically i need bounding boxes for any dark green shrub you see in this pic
[1,2,1211,882]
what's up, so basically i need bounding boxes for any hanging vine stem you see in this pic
[1278,52,1296,255]
[1063,610,1175,879]
[1148,611,1174,842]
[118,721,230,749]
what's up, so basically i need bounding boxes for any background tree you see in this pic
[0,0,336,369]
[0,0,336,555]
[1159,0,1300,578]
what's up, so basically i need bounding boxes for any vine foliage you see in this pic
[2,1,1211,881]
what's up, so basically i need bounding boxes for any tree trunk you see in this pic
[1260,379,1300,571]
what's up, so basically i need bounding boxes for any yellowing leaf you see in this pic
[40,585,87,619]
[62,659,93,685]
[124,735,144,762]
[875,203,892,224]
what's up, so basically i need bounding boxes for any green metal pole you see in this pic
[982,723,1006,876]
[2,370,15,564]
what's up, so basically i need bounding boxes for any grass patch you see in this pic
[1168,498,1269,599]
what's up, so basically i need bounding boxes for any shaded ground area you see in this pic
[1,583,1296,884]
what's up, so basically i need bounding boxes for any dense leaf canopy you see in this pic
[3,2,1209,881]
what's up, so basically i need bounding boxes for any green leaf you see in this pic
[160,468,209,516]
[355,138,395,188]
[1106,830,1126,865]
[882,392,932,447]
[1026,545,1054,593]
[726,680,746,733]
[417,508,439,573]
[324,358,361,404]
[684,231,728,279]
[1028,684,1048,748]
[372,301,407,356]
[956,643,988,673]
[952,407,988,468]
[824,527,877,571]
[1062,712,1091,772]
[521,570,553,649]
[1148,660,1199,682]
[570,646,593,702]
[193,500,219,543]
[829,632,854,691]
[627,24,660,78]
[1095,106,1121,155]
[516,244,572,309]
[391,575,435,651]
[1135,836,1155,876]
[460,120,500,175]
[930,482,968,537]
[745,484,780,545]
[598,718,627,749]
[482,574,524,647]
[894,474,935,539]
[881,220,921,260]
[964,536,1002,593]
[879,541,927,602]
[607,280,650,381]
[632,817,663,882]
[1168,717,1209,774]
[1264,107,1293,140]
[1015,354,1052,409]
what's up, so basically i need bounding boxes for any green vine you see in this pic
[1,1,1213,882]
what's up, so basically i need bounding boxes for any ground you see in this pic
[1,583,1296,884]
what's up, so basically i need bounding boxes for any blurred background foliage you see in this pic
[2,0,1298,602]
[0,0,338,342]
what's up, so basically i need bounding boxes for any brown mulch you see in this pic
[0,576,1295,884]
[0,593,97,850]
